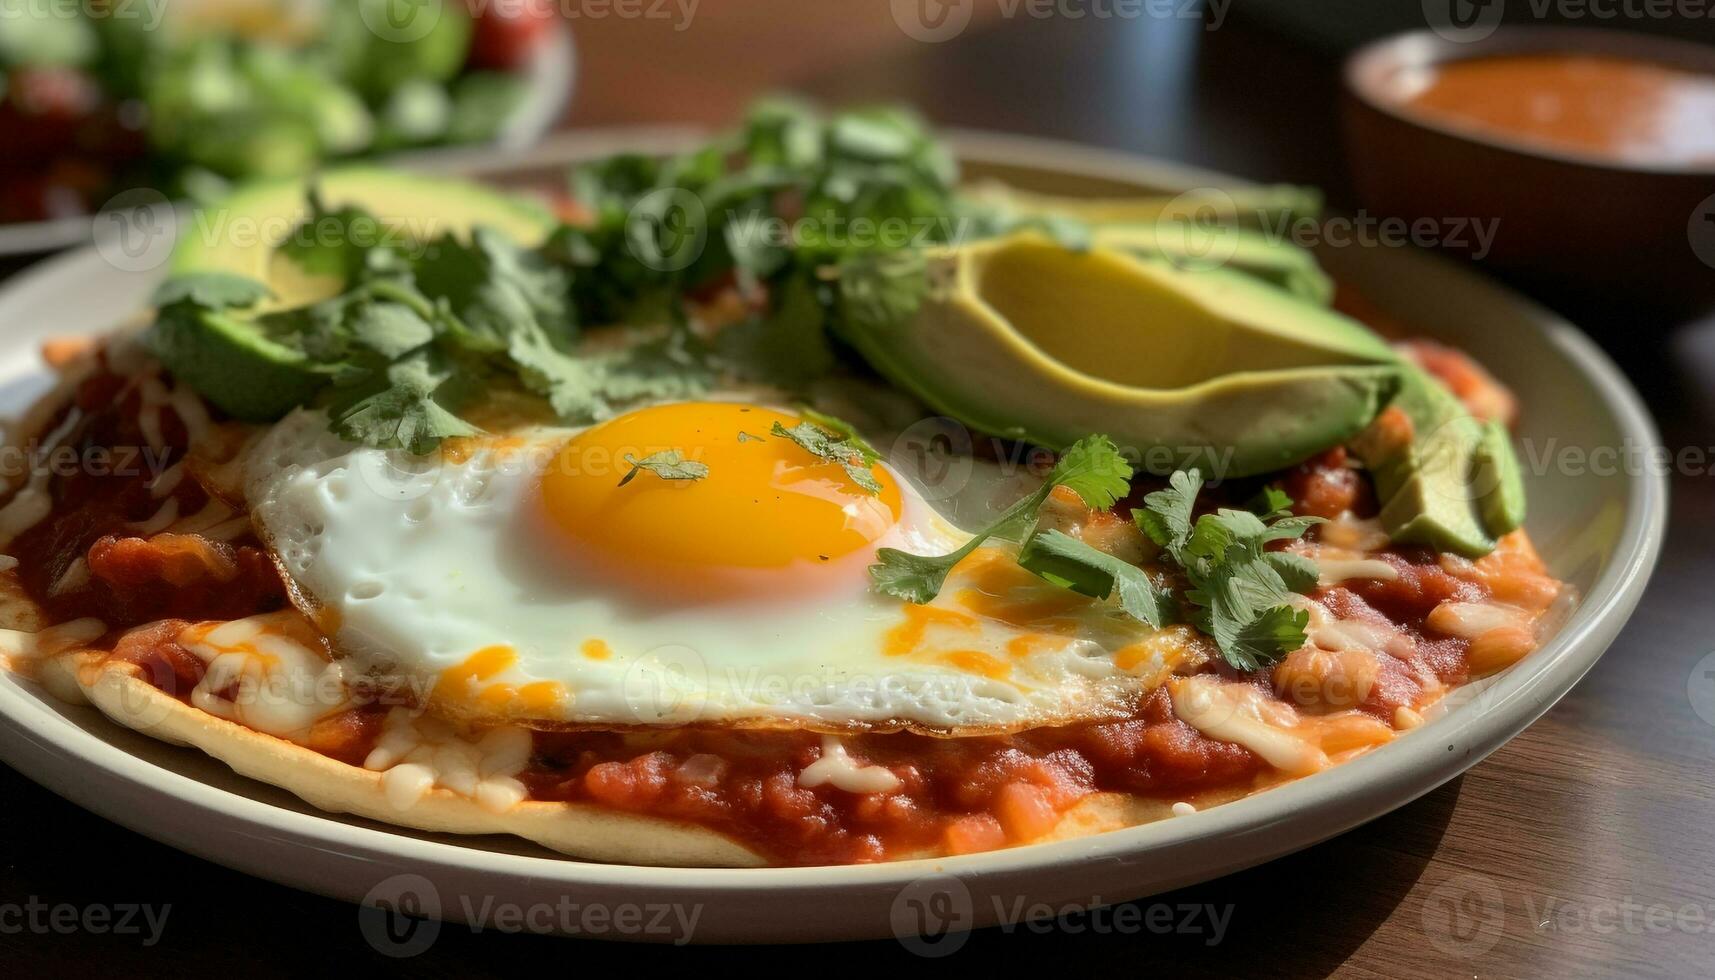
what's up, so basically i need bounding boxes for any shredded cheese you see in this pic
[147,462,185,500]
[48,558,90,597]
[1316,558,1401,586]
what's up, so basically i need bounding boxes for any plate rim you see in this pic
[0,127,1669,938]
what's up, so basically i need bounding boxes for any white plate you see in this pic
[0,131,1666,944]
[0,21,576,258]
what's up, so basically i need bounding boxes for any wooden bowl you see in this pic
[1343,28,1715,315]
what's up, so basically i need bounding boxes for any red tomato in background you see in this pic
[0,67,104,161]
[465,0,557,71]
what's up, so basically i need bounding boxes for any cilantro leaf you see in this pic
[151,273,273,311]
[345,300,437,360]
[714,273,837,386]
[796,407,881,464]
[618,450,709,487]
[869,434,1133,603]
[1223,606,1312,673]
[1049,434,1133,510]
[1265,551,1322,593]
[591,332,714,404]
[1133,468,1201,555]
[770,419,883,495]
[1246,485,1294,519]
[1017,529,1175,628]
[506,320,605,422]
[325,349,479,455]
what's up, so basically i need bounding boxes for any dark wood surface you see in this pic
[5,7,1712,976]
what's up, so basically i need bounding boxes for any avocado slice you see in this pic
[833,233,1400,478]
[149,306,328,423]
[170,167,555,310]
[1350,368,1527,557]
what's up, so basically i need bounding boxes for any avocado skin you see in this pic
[1353,367,1526,558]
[149,307,328,423]
[964,183,1333,303]
[1092,223,1335,306]
[1474,417,1528,538]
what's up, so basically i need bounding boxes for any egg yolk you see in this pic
[540,403,902,593]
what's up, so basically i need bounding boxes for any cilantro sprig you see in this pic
[1135,470,1324,671]
[868,435,1133,603]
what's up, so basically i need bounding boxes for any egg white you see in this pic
[244,406,1186,733]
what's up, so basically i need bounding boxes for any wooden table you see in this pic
[4,7,1711,976]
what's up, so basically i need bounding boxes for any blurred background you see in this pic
[3,0,1711,313]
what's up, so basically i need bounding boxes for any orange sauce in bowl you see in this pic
[1402,53,1715,166]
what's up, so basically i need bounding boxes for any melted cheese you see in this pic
[180,613,347,739]
[799,735,901,794]
[1170,676,1329,776]
[362,708,533,814]
[0,408,82,547]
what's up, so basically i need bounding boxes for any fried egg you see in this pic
[245,399,1191,733]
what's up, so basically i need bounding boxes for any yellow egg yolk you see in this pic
[539,403,902,594]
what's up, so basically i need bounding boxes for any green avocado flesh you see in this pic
[835,233,1401,478]
[1351,368,1527,558]
[169,166,555,309]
